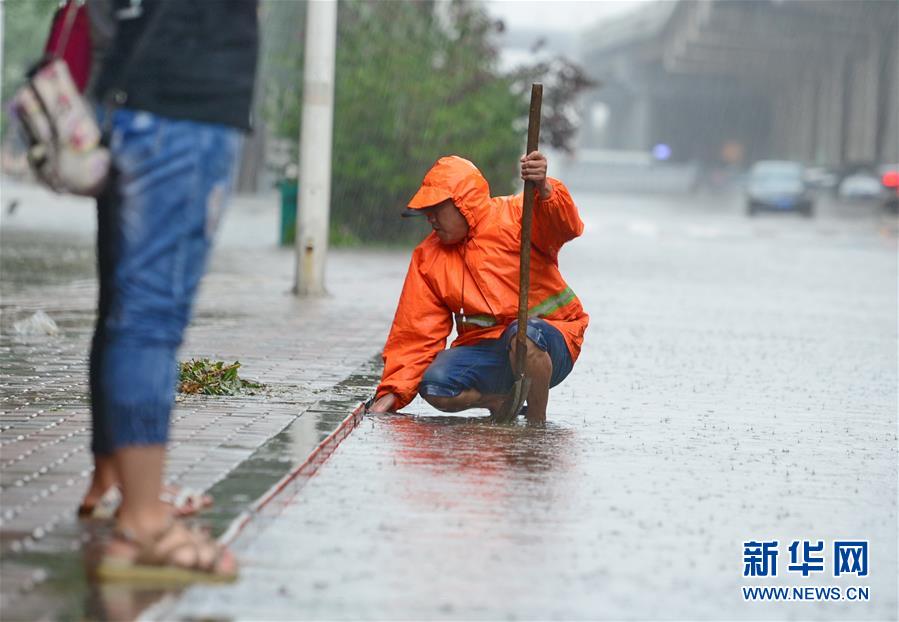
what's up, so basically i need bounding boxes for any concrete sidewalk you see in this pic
[0,180,408,619]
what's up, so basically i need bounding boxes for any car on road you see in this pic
[746,160,813,217]
[832,161,884,201]
[838,171,882,200]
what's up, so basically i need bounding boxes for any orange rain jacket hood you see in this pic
[377,155,589,409]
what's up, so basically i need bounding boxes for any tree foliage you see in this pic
[330,0,525,242]
[262,0,595,244]
[510,55,599,154]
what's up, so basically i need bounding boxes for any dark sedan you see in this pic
[746,160,814,217]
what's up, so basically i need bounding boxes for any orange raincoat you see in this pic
[376,156,589,409]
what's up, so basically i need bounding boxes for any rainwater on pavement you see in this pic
[154,187,897,621]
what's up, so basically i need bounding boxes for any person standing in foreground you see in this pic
[368,153,588,423]
[83,0,257,581]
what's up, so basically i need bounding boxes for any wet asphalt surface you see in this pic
[147,191,898,620]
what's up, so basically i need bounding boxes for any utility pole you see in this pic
[294,0,337,296]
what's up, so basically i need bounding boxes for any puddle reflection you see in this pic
[379,413,575,474]
[374,413,576,514]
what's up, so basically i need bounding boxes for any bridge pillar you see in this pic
[769,90,790,159]
[880,36,899,162]
[795,75,818,163]
[845,39,880,163]
[814,50,847,167]
[604,91,654,151]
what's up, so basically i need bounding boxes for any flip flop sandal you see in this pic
[159,486,213,517]
[77,486,121,520]
[96,519,237,584]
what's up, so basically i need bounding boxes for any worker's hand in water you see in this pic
[520,151,552,199]
[367,393,396,413]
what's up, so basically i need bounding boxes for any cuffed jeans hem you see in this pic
[105,401,171,450]
[419,318,574,397]
[418,382,463,398]
[503,318,552,353]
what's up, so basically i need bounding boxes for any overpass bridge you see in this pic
[579,0,898,168]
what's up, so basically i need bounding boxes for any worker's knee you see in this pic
[528,347,552,374]
[504,318,574,389]
[509,334,540,359]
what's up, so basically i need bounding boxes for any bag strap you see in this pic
[49,0,84,61]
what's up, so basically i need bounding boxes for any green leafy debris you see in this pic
[178,359,264,396]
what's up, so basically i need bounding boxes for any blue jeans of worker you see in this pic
[90,109,241,454]
[419,318,574,399]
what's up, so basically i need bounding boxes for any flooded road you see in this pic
[157,190,897,620]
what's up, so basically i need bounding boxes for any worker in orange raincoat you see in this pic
[367,152,588,423]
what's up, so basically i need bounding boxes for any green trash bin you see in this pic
[279,179,298,246]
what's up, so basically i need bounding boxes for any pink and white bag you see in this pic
[14,57,111,196]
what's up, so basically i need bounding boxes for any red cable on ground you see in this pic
[218,402,366,546]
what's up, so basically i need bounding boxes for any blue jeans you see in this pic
[419,318,574,399]
[90,109,241,454]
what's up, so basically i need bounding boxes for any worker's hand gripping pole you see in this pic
[494,83,542,423]
[515,83,543,377]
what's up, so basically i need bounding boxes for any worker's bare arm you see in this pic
[367,393,396,413]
